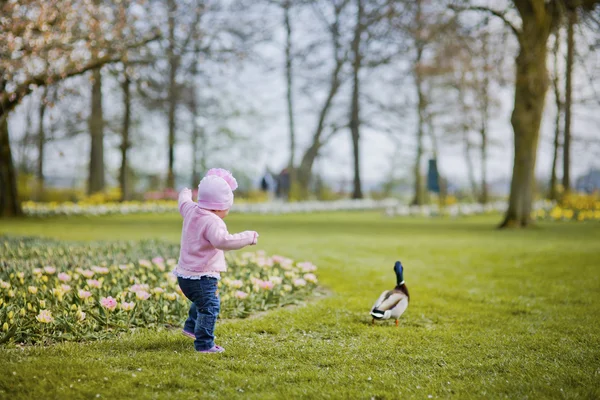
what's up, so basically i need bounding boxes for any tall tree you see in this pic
[549,30,563,201]
[349,0,364,199]
[295,0,349,199]
[88,68,105,194]
[283,0,297,192]
[455,0,600,227]
[562,8,576,194]
[119,69,132,201]
[166,0,179,189]
[36,87,49,200]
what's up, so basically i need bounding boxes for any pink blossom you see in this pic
[58,273,71,282]
[78,289,92,299]
[259,280,274,290]
[36,310,54,323]
[120,301,135,311]
[234,291,249,299]
[138,259,152,268]
[86,279,102,289]
[303,273,318,284]
[100,296,118,311]
[152,257,164,264]
[91,266,109,274]
[135,291,151,301]
[293,278,307,287]
[81,270,95,278]
[60,284,72,292]
[43,266,56,275]
[129,284,149,293]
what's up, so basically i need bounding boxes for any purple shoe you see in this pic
[198,345,225,353]
[182,330,195,339]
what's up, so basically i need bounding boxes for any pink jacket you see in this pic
[175,189,257,277]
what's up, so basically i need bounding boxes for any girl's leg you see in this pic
[183,303,197,334]
[177,277,220,351]
[194,278,220,351]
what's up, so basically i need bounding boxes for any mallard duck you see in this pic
[370,261,410,326]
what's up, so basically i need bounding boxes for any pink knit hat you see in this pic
[197,168,238,210]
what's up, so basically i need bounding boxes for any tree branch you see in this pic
[449,5,520,38]
[1,35,159,119]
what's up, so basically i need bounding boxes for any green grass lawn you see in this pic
[1,213,599,399]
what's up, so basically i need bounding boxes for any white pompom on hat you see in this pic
[196,168,238,210]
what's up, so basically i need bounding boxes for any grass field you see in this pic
[1,212,599,399]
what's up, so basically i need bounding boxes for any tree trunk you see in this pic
[120,72,131,201]
[463,130,478,199]
[500,7,552,228]
[478,32,490,205]
[562,9,575,194]
[284,0,296,193]
[479,124,488,204]
[166,0,178,189]
[458,72,478,200]
[549,30,562,201]
[36,87,48,201]
[411,45,425,205]
[0,116,22,217]
[88,68,105,195]
[350,0,364,199]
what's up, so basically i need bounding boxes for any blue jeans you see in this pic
[177,277,220,351]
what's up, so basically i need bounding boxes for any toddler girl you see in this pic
[174,168,258,353]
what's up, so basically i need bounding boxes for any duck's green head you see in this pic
[394,261,404,287]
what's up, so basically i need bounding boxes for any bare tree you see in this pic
[562,8,576,194]
[293,0,350,199]
[549,30,563,201]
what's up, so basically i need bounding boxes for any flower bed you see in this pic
[22,199,399,217]
[534,194,600,222]
[0,237,318,345]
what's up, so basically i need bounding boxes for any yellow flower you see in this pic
[39,300,46,308]
[76,310,86,322]
[563,209,574,219]
[19,308,26,317]
[28,286,38,294]
[163,292,178,301]
[2,322,8,332]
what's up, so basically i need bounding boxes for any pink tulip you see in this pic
[100,296,118,311]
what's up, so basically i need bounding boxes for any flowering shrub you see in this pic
[534,194,600,222]
[0,237,318,345]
